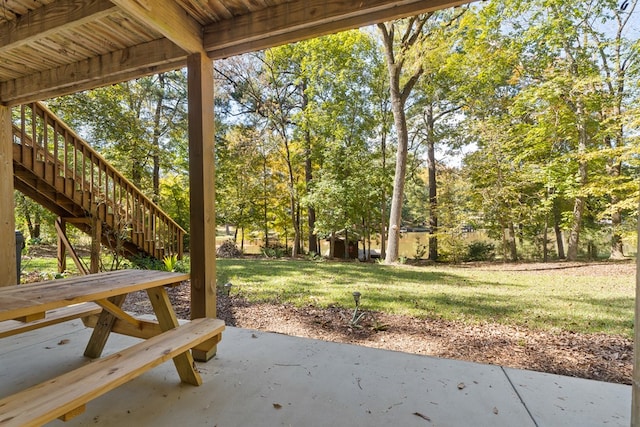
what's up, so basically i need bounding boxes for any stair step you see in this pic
[12,109,182,262]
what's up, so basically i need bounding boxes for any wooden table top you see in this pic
[0,270,189,322]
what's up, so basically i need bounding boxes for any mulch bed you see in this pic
[122,281,633,385]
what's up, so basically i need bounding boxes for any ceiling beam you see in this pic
[111,0,205,54]
[204,0,471,59]
[0,38,186,106]
[0,0,118,55]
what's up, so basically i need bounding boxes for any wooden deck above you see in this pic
[0,0,470,106]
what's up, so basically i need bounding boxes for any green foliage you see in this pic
[464,242,496,262]
[162,254,179,272]
[26,0,640,264]
[48,71,191,228]
[465,0,640,260]
[130,255,164,271]
[216,30,387,255]
[437,230,468,263]
[134,253,188,272]
[261,242,288,258]
[14,192,57,243]
[159,174,190,233]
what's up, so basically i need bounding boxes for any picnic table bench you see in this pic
[0,269,225,426]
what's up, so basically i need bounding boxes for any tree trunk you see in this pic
[385,92,409,263]
[294,202,301,256]
[366,216,371,261]
[380,131,387,260]
[344,230,349,260]
[32,210,41,240]
[543,213,549,263]
[508,222,518,261]
[601,13,629,259]
[608,137,624,259]
[567,101,588,261]
[329,232,335,259]
[567,195,585,261]
[288,185,300,257]
[19,194,39,240]
[281,132,301,257]
[610,198,625,259]
[262,157,269,248]
[378,21,424,264]
[425,104,438,261]
[552,195,565,259]
[301,81,318,255]
[151,73,165,203]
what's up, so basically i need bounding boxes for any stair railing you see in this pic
[12,102,185,260]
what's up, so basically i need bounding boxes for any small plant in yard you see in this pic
[350,291,366,328]
[371,319,390,332]
[162,254,179,272]
[414,237,428,260]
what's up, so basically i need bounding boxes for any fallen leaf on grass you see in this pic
[413,412,431,422]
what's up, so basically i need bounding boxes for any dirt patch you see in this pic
[122,272,633,385]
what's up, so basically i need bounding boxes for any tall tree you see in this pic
[49,71,189,207]
[378,17,427,263]
[409,23,467,261]
[496,0,640,260]
[588,0,639,258]
[378,9,466,263]
[216,31,381,256]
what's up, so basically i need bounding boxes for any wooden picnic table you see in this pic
[0,269,187,322]
[0,269,225,426]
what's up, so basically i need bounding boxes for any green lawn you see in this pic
[216,259,635,338]
[21,254,635,338]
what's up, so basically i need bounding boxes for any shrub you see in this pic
[131,254,164,270]
[465,242,495,262]
[261,241,287,258]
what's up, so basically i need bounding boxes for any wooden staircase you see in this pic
[12,102,185,262]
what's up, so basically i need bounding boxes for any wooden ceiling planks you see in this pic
[0,0,54,25]
[0,0,469,105]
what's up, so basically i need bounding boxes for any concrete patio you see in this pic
[0,319,631,427]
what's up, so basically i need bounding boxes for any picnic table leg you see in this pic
[84,294,127,358]
[146,286,202,386]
